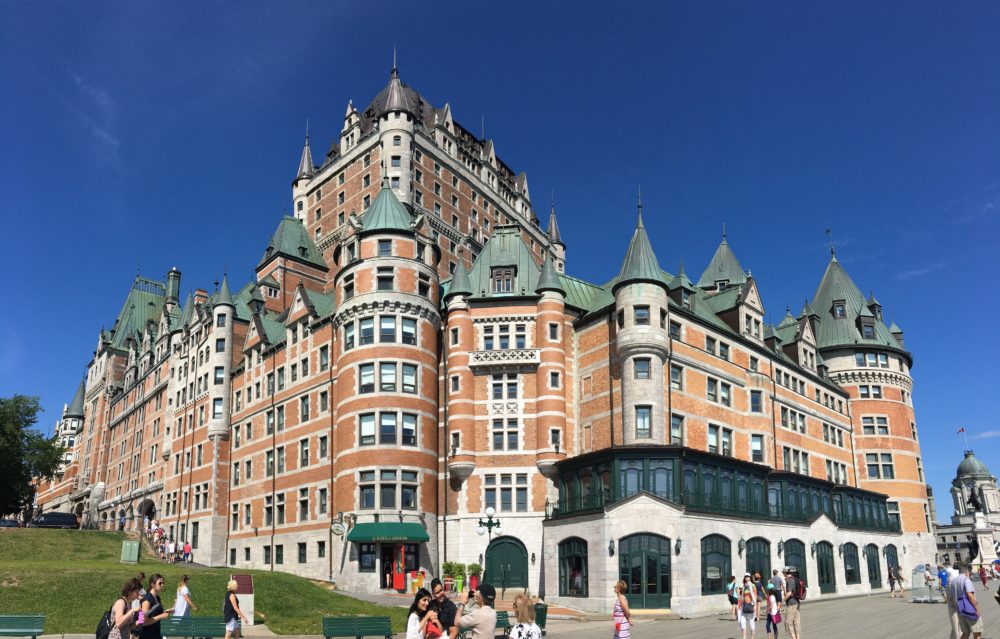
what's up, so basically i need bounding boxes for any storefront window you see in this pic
[559,538,588,597]
[701,534,731,595]
[359,543,376,572]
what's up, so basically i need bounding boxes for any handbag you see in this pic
[772,610,782,624]
[957,594,979,620]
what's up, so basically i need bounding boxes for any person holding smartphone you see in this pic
[456,582,497,639]
[139,574,174,639]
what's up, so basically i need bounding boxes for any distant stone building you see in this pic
[932,450,1000,567]
[36,67,935,615]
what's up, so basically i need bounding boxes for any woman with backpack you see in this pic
[101,578,143,639]
[737,573,758,639]
[726,575,739,620]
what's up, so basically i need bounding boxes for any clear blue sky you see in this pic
[1,1,997,518]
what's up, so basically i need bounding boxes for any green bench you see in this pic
[161,616,227,639]
[0,615,45,639]
[322,616,393,639]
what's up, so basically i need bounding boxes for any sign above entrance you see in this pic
[345,522,430,542]
[331,522,347,536]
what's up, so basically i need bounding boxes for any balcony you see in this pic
[469,348,540,372]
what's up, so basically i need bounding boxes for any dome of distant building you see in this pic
[957,450,992,478]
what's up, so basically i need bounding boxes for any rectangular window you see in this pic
[265,450,274,477]
[707,378,718,402]
[298,542,307,564]
[492,267,515,293]
[300,396,310,421]
[359,364,375,393]
[492,419,519,450]
[319,346,329,370]
[359,543,375,571]
[634,306,650,325]
[749,356,759,372]
[377,268,394,291]
[299,439,309,467]
[750,390,762,413]
[318,487,328,514]
[670,414,683,445]
[635,406,652,439]
[719,342,730,361]
[549,323,559,341]
[550,371,561,388]
[670,364,683,390]
[359,318,374,345]
[380,316,396,342]
[708,425,719,453]
[360,413,375,446]
[344,323,355,350]
[402,413,417,446]
[276,447,285,473]
[751,434,764,463]
[214,366,225,384]
[378,240,392,256]
[719,382,731,407]
[400,363,417,394]
[379,362,397,392]
[705,336,716,355]
[379,413,397,444]
[450,327,459,346]
[668,321,681,340]
[359,471,376,509]
[401,318,417,345]
[216,338,225,353]
[634,358,651,379]
[380,470,397,508]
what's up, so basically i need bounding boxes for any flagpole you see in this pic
[963,428,969,450]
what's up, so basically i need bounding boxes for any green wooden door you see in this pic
[485,537,528,589]
[865,544,882,588]
[746,538,771,579]
[618,534,671,609]
[817,542,836,594]
[784,539,807,584]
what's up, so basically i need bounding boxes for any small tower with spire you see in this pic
[613,194,671,445]
[547,199,566,273]
[292,121,314,222]
[375,62,417,205]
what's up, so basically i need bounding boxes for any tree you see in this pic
[0,395,66,517]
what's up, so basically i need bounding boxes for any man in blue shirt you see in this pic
[938,565,949,589]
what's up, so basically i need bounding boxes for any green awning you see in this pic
[346,522,429,543]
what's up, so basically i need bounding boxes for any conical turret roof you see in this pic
[615,209,666,291]
[810,255,900,352]
[361,178,414,234]
[65,379,86,418]
[217,275,235,307]
[296,132,314,181]
[697,231,748,289]
[179,293,194,328]
[536,253,564,294]
[370,67,418,116]
[547,206,563,246]
[444,258,472,300]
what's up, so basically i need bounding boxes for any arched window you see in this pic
[559,537,588,597]
[843,543,860,584]
[784,538,807,583]
[701,534,731,595]
[620,460,642,499]
[746,537,770,579]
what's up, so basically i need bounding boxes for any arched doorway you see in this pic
[485,536,528,590]
[619,534,671,608]
[784,538,807,583]
[746,537,771,578]
[865,543,882,588]
[139,500,156,523]
[816,541,835,593]
[885,544,899,572]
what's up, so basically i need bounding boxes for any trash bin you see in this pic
[120,540,140,564]
[534,603,548,631]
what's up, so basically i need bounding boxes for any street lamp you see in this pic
[477,507,501,542]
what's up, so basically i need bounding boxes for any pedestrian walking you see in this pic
[173,575,197,617]
[223,580,249,639]
[727,575,739,619]
[138,574,174,639]
[950,563,983,639]
[611,580,631,639]
[769,569,785,604]
[979,565,989,588]
[167,540,176,564]
[765,583,781,639]
[106,578,144,639]
[508,593,542,639]
[889,565,898,597]
[783,568,803,639]
[896,565,908,599]
[405,588,440,639]
[131,573,147,611]
[737,574,758,639]
[183,541,192,563]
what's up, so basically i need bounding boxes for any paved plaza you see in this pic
[542,594,1000,639]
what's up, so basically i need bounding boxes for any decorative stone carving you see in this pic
[470,349,540,372]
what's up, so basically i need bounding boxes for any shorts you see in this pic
[959,614,983,635]
[225,620,240,632]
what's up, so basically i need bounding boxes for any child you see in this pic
[765,583,781,639]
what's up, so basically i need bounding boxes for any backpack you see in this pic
[96,598,123,639]
[795,578,807,601]
[741,594,755,614]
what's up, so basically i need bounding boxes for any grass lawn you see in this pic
[0,529,408,634]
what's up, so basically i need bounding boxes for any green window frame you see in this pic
[558,537,588,597]
[843,542,860,584]
[701,534,731,595]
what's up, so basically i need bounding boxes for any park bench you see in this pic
[161,616,227,639]
[0,615,45,639]
[322,615,393,639]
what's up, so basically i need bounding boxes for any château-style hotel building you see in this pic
[36,68,934,615]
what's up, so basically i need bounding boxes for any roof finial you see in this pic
[722,222,727,241]
[392,45,398,75]
[481,115,485,140]
[826,226,836,257]
[550,190,555,213]
[636,185,644,227]
[305,117,309,142]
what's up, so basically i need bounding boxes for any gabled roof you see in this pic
[810,255,902,352]
[258,216,327,271]
[697,234,748,289]
[361,178,414,234]
[107,277,167,350]
[466,226,541,298]
[65,379,86,418]
[614,210,667,291]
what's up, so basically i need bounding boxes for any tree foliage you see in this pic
[0,395,66,517]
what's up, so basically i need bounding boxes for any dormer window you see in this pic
[861,323,875,339]
[492,267,515,294]
[715,280,728,291]
[681,289,691,310]
[833,300,846,318]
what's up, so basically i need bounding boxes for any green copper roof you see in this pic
[696,235,747,289]
[361,178,414,234]
[536,253,564,294]
[65,379,86,418]
[444,258,473,300]
[889,321,903,334]
[107,277,167,350]
[957,450,992,478]
[258,216,327,271]
[558,272,613,313]
[615,211,667,291]
[810,256,900,351]
[467,226,542,297]
[179,292,194,327]
[216,275,234,307]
